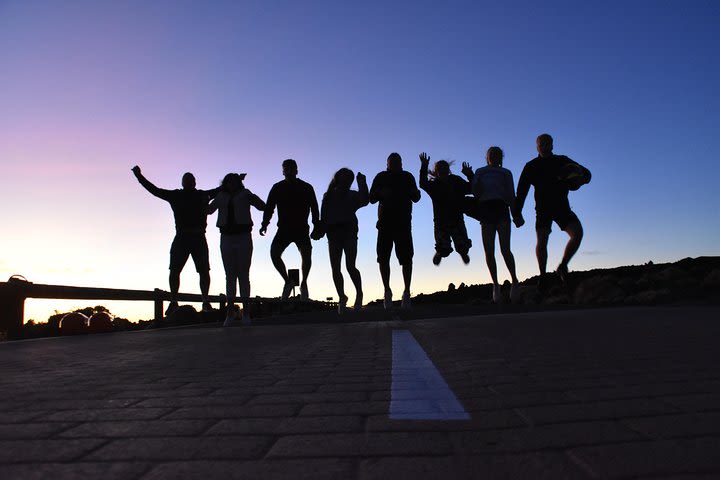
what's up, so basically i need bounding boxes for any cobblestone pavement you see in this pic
[1,305,719,479]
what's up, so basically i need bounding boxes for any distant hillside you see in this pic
[407,256,720,306]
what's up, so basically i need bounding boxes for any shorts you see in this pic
[327,224,358,256]
[326,224,358,245]
[170,233,210,273]
[477,199,510,226]
[377,224,414,265]
[272,226,312,254]
[536,207,580,232]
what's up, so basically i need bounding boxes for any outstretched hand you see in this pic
[461,162,473,178]
[419,152,430,165]
[259,225,267,236]
[356,172,366,184]
[131,165,141,176]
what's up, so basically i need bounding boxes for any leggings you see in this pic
[220,233,253,305]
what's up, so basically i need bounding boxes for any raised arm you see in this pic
[131,166,172,200]
[418,152,431,193]
[355,172,369,208]
[461,162,474,182]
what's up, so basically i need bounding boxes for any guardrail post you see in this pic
[0,292,25,340]
[153,289,163,323]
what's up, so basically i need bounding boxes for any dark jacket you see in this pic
[261,178,319,232]
[515,154,591,215]
[419,163,471,226]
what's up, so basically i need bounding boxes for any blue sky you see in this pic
[1,0,718,321]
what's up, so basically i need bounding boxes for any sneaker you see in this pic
[383,289,393,310]
[557,263,569,285]
[201,301,213,313]
[223,306,237,327]
[492,284,501,304]
[401,291,412,309]
[338,295,348,315]
[353,292,363,311]
[281,280,293,300]
[510,281,520,303]
[432,253,442,266]
[460,252,470,265]
[165,301,179,316]
[300,283,309,301]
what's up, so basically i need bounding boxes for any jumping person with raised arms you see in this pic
[131,166,219,315]
[418,152,472,266]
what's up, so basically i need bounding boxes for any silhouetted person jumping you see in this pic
[514,134,592,292]
[419,152,472,266]
[369,152,421,309]
[131,166,219,315]
[259,159,320,300]
[208,173,265,326]
[320,168,369,314]
[471,147,522,303]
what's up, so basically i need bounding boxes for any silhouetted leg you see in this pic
[270,240,289,283]
[434,225,453,257]
[402,263,412,294]
[238,234,253,299]
[220,236,236,306]
[377,228,393,294]
[561,219,583,268]
[497,221,518,283]
[481,224,499,285]
[199,271,210,299]
[169,269,181,303]
[379,261,391,292]
[536,227,551,276]
[299,241,312,292]
[452,221,472,256]
[344,238,362,300]
[328,238,345,300]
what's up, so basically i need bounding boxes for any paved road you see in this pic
[1,305,719,479]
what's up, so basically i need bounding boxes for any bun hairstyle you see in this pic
[486,146,504,167]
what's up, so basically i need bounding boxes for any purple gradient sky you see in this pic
[1,0,718,322]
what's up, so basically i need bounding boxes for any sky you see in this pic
[1,0,718,323]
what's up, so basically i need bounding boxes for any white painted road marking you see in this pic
[390,330,470,420]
